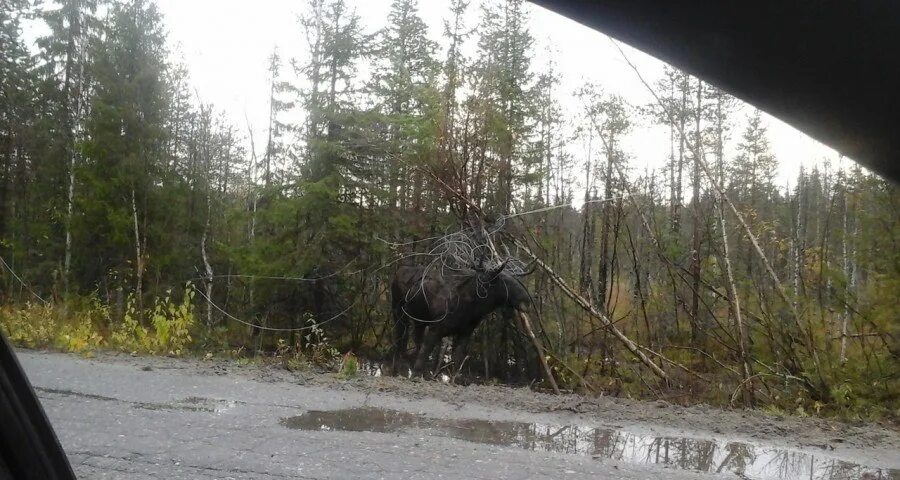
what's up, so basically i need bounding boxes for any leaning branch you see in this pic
[510,238,670,381]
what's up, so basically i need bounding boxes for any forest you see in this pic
[1,0,898,421]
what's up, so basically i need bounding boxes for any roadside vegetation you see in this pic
[1,0,897,423]
[1,287,196,356]
[0,289,346,370]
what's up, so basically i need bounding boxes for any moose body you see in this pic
[390,262,530,376]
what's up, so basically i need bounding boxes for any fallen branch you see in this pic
[510,237,670,382]
[636,344,711,384]
[518,312,561,394]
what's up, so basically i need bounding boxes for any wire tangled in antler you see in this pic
[390,218,532,314]
[419,222,527,277]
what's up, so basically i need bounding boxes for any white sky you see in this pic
[34,0,843,186]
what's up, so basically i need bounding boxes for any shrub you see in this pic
[109,295,151,352]
[2,284,197,356]
[303,314,339,365]
[0,303,59,349]
[109,285,196,354]
[339,352,359,378]
[0,299,104,354]
[150,286,195,355]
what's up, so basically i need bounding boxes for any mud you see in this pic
[45,350,900,472]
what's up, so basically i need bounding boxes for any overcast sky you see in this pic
[128,1,842,185]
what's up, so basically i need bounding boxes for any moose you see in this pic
[390,259,532,377]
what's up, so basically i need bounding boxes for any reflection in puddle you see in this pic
[280,407,898,480]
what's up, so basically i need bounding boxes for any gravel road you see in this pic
[16,350,900,479]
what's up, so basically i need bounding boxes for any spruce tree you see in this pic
[77,0,170,304]
[474,0,535,213]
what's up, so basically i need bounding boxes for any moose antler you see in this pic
[515,259,538,276]
[488,258,510,280]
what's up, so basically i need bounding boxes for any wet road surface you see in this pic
[17,351,898,479]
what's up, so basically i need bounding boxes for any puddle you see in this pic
[36,387,239,414]
[127,396,239,414]
[165,396,241,414]
[280,407,898,480]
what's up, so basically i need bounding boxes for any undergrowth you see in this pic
[0,285,197,356]
[0,291,344,374]
[1,292,895,424]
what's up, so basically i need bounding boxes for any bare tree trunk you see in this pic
[579,191,594,301]
[201,189,214,328]
[674,77,686,234]
[131,189,144,319]
[839,181,851,364]
[597,132,614,310]
[63,150,76,293]
[62,5,85,295]
[626,223,652,350]
[579,133,594,300]
[690,79,703,343]
[718,200,753,405]
[264,51,277,189]
[793,169,804,306]
[245,118,258,321]
[669,99,677,233]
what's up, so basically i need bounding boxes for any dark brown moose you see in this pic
[390,260,531,377]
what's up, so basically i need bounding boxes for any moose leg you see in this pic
[409,322,426,360]
[391,306,410,374]
[412,329,442,378]
[450,333,472,383]
[433,338,449,376]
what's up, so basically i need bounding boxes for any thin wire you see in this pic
[195,255,363,283]
[194,271,365,283]
[0,255,49,305]
[374,233,447,248]
[193,284,356,332]
[191,251,437,332]
[499,194,629,220]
